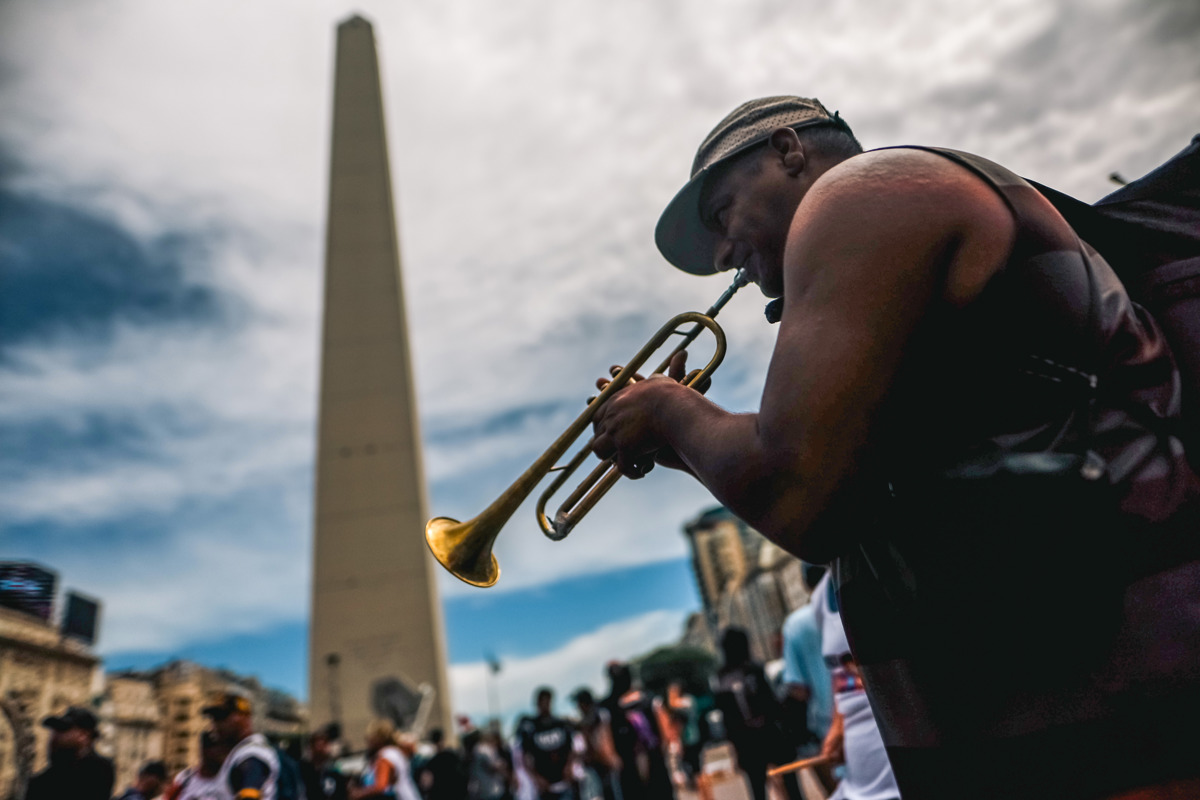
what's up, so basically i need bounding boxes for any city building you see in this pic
[0,594,102,799]
[683,507,811,662]
[110,660,309,777]
[309,14,453,748]
[98,674,163,792]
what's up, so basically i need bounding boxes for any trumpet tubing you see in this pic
[425,271,748,587]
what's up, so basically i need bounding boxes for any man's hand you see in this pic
[591,351,705,477]
[591,375,681,478]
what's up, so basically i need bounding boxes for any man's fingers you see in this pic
[609,364,647,382]
[591,432,616,460]
[614,450,651,480]
[668,351,688,382]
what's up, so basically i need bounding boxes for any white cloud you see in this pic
[2,0,1198,655]
[449,609,689,724]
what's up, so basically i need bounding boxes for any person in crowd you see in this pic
[781,563,837,799]
[23,706,114,800]
[203,692,281,800]
[352,720,421,800]
[664,680,707,790]
[781,564,833,756]
[713,628,792,800]
[811,572,900,800]
[300,723,348,800]
[600,663,671,800]
[417,728,467,800]
[461,728,510,800]
[115,760,168,800]
[516,688,575,800]
[165,730,227,800]
[570,689,619,800]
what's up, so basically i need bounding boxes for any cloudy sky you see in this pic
[2,0,1198,724]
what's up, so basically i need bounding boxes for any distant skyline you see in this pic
[2,0,1198,724]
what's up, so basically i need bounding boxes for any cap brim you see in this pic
[42,717,71,731]
[655,167,721,276]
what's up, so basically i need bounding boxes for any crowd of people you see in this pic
[22,561,890,800]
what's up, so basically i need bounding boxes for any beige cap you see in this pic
[655,96,849,275]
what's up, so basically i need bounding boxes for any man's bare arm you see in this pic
[594,149,1014,560]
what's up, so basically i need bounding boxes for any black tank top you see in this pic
[835,147,1200,799]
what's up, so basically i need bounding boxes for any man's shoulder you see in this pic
[810,146,999,209]
[228,734,280,776]
[789,147,1018,307]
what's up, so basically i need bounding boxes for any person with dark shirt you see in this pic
[713,628,790,800]
[600,664,670,800]
[23,706,114,800]
[301,723,348,800]
[516,688,575,800]
[461,729,509,800]
[115,760,168,800]
[570,689,619,800]
[417,728,467,800]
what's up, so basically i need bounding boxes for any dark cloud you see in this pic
[1144,0,1200,45]
[0,408,200,475]
[0,185,234,354]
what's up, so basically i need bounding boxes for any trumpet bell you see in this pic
[425,516,500,588]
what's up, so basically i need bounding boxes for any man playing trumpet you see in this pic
[590,96,1200,799]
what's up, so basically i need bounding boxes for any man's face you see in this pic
[536,692,552,716]
[311,734,331,761]
[139,774,164,796]
[699,144,805,299]
[49,727,88,757]
[212,709,249,743]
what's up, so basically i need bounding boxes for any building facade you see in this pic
[110,661,309,778]
[99,674,164,792]
[683,507,811,663]
[0,605,101,800]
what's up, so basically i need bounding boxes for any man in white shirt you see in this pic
[811,574,901,800]
[204,692,282,800]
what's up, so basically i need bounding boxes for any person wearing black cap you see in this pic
[115,759,168,800]
[203,691,282,800]
[590,96,1200,799]
[24,706,114,800]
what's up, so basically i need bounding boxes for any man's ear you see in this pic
[768,127,805,176]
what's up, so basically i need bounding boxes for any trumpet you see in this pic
[425,270,749,587]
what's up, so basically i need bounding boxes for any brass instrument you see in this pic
[425,270,749,587]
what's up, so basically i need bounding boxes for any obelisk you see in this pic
[309,14,452,746]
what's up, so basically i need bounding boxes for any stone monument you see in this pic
[309,14,453,746]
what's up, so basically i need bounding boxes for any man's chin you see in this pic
[757,281,783,300]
